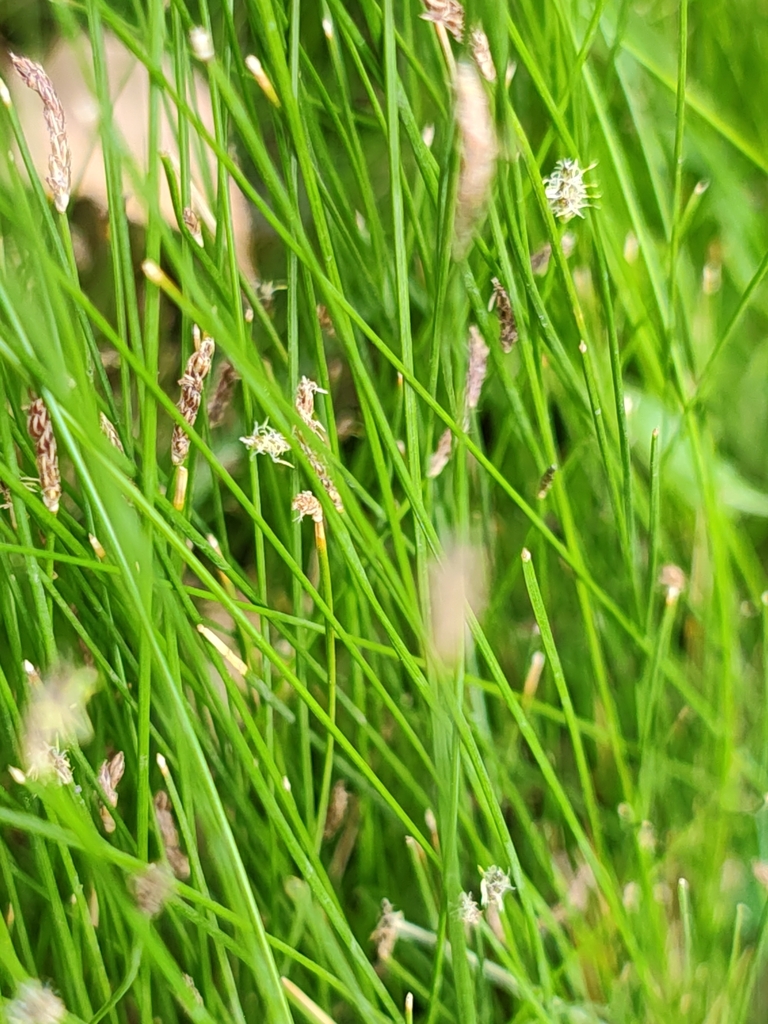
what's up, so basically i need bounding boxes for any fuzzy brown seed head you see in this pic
[295,376,327,436]
[465,325,490,419]
[490,278,518,352]
[323,779,350,840]
[27,397,61,515]
[131,862,174,917]
[11,55,71,213]
[454,61,497,259]
[207,361,240,427]
[420,0,465,41]
[316,304,336,337]
[171,327,215,466]
[98,750,125,833]
[469,27,495,82]
[291,490,324,524]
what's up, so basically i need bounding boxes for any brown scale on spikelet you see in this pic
[291,490,323,524]
[10,55,71,214]
[154,791,190,879]
[99,412,125,453]
[207,361,240,427]
[27,396,61,514]
[171,325,215,466]
[490,278,518,352]
[536,465,557,500]
[420,0,464,41]
[98,751,125,834]
[182,206,203,247]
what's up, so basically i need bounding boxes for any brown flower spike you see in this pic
[10,54,71,213]
[490,278,518,352]
[27,396,61,514]
[172,325,215,466]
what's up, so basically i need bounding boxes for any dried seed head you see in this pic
[291,490,323,524]
[98,751,125,833]
[480,865,513,909]
[189,26,214,63]
[454,61,497,259]
[465,325,490,420]
[207,361,240,427]
[490,278,517,351]
[99,412,124,453]
[536,465,557,500]
[316,304,336,337]
[22,665,97,784]
[420,0,465,41]
[429,542,487,664]
[543,159,599,223]
[659,564,686,603]
[131,862,174,917]
[154,791,190,879]
[469,27,495,82]
[323,779,350,840]
[371,898,404,962]
[10,55,71,213]
[27,397,61,514]
[295,376,327,436]
[171,327,215,466]
[6,979,66,1024]
[456,891,482,926]
[427,428,453,479]
[240,420,293,467]
[182,207,204,247]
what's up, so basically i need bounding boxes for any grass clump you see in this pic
[0,0,768,1021]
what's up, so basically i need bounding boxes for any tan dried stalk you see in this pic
[171,325,215,466]
[10,54,71,213]
[27,397,61,514]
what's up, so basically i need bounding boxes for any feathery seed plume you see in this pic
[453,61,497,258]
[172,325,215,466]
[371,899,404,962]
[480,865,513,908]
[98,751,125,833]
[457,891,482,926]
[240,420,293,466]
[543,159,599,222]
[6,979,66,1024]
[10,54,71,213]
[99,412,124,453]
[490,277,517,351]
[27,397,61,514]
[207,361,240,427]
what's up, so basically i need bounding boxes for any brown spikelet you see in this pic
[294,378,344,513]
[182,207,203,247]
[27,397,61,514]
[97,751,125,834]
[154,791,190,879]
[316,304,336,337]
[453,61,497,259]
[131,862,174,917]
[171,325,215,466]
[536,465,557,500]
[99,412,125,453]
[291,490,323,524]
[323,779,349,841]
[464,325,490,423]
[10,55,71,214]
[420,0,465,41]
[207,361,240,427]
[427,428,453,479]
[469,27,495,82]
[490,278,518,352]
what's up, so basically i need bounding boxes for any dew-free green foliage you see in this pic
[1,0,768,1021]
